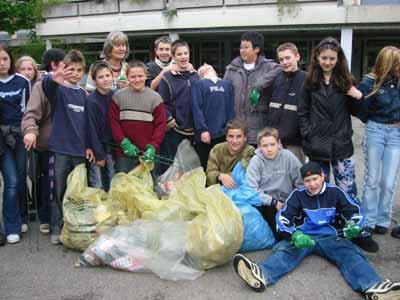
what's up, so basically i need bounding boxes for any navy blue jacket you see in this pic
[276,182,364,239]
[0,73,30,126]
[357,74,400,124]
[157,70,199,135]
[42,75,87,157]
[86,90,114,160]
[265,69,306,146]
[191,78,235,142]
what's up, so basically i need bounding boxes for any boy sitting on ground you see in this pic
[246,127,302,238]
[206,118,254,187]
[233,162,400,300]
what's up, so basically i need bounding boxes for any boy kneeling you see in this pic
[233,162,400,299]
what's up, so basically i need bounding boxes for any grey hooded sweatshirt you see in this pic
[223,55,282,144]
[245,148,302,206]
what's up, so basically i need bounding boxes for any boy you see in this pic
[192,64,235,170]
[42,50,89,245]
[86,61,115,190]
[265,43,306,163]
[109,60,166,173]
[22,48,65,235]
[224,31,281,145]
[246,127,302,238]
[233,162,400,300]
[157,39,199,174]
[146,36,173,89]
[206,118,254,187]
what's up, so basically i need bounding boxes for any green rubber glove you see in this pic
[291,230,315,249]
[143,144,156,162]
[120,138,139,158]
[343,220,361,240]
[249,88,261,107]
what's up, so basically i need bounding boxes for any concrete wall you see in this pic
[36,0,400,38]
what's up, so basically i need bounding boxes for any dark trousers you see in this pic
[37,151,51,224]
[194,135,226,171]
[51,153,86,235]
[256,205,280,240]
[156,130,190,175]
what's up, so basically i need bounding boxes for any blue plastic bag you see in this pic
[221,162,276,252]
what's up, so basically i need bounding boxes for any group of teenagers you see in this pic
[0,29,400,299]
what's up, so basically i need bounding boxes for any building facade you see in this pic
[36,0,400,78]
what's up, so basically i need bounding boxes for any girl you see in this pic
[357,46,400,237]
[86,31,130,92]
[0,44,31,244]
[16,56,39,84]
[298,37,362,198]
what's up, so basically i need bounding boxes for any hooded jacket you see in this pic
[245,148,302,206]
[223,56,282,144]
[21,78,52,151]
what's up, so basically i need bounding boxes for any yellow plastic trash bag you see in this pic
[61,164,117,251]
[144,167,244,270]
[109,162,160,223]
[186,184,243,270]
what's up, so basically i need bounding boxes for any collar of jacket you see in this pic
[170,69,197,76]
[228,55,270,71]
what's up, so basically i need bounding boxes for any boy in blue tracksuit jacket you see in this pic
[41,50,89,244]
[233,162,400,300]
[192,64,235,170]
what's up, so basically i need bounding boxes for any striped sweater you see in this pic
[109,86,166,157]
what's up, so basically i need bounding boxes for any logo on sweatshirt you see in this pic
[68,104,84,112]
[209,86,225,93]
[0,89,22,98]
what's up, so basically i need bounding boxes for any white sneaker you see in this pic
[21,224,28,233]
[6,234,21,244]
[50,234,61,245]
[39,224,50,234]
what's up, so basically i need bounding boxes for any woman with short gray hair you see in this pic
[86,31,130,92]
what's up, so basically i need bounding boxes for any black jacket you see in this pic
[265,69,306,146]
[145,61,162,87]
[298,83,361,160]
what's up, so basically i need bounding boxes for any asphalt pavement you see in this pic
[0,118,399,300]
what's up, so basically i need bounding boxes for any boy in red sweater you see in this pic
[109,60,166,173]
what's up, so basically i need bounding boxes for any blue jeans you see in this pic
[52,153,86,235]
[0,136,27,235]
[259,238,382,292]
[88,153,115,191]
[362,120,400,228]
[313,158,357,197]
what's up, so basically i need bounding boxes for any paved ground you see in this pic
[0,118,399,300]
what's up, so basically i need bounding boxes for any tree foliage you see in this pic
[0,0,65,35]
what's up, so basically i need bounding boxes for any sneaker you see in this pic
[0,232,5,246]
[50,234,61,245]
[391,226,400,239]
[39,224,50,234]
[352,235,379,253]
[364,280,400,300]
[233,254,266,292]
[6,234,21,244]
[21,224,28,233]
[374,225,388,235]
